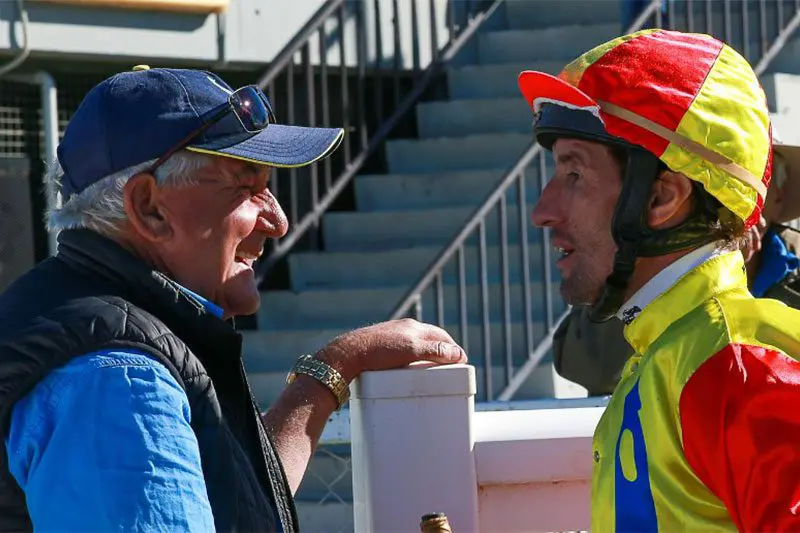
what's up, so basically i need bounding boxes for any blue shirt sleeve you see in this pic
[5,350,216,532]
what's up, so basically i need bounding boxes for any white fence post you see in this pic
[350,363,479,532]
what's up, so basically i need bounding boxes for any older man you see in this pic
[0,68,466,532]
[522,29,800,530]
[552,136,800,396]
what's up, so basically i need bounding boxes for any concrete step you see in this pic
[243,320,557,376]
[242,327,346,372]
[444,1,509,68]
[295,501,353,533]
[256,280,560,331]
[417,97,535,138]
[322,205,543,253]
[503,0,623,30]
[323,206,466,251]
[447,61,563,100]
[354,167,547,211]
[385,132,533,174]
[445,38,798,104]
[477,23,621,65]
[288,242,557,291]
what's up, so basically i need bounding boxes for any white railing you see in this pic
[347,364,609,532]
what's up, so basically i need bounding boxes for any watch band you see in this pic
[286,354,350,410]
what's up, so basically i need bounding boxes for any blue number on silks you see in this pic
[614,380,658,532]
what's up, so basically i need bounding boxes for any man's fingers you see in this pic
[398,320,467,362]
[413,321,458,344]
[417,340,467,364]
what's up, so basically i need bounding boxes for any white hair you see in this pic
[46,151,213,236]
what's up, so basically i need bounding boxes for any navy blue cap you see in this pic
[57,67,344,198]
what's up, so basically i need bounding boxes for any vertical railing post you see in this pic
[413,294,423,320]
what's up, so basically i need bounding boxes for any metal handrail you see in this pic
[389,0,800,402]
[258,0,345,89]
[385,0,663,368]
[253,0,502,284]
[754,7,800,76]
[390,142,544,320]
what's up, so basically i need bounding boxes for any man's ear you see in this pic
[123,173,172,242]
[646,170,695,230]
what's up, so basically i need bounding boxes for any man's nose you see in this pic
[530,180,562,228]
[256,192,289,239]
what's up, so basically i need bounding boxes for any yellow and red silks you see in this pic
[518,29,772,229]
[590,251,800,531]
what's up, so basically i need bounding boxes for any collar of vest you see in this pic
[55,229,247,385]
[56,229,235,331]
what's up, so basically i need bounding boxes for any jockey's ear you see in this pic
[646,171,694,231]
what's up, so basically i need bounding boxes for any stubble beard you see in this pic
[558,258,607,306]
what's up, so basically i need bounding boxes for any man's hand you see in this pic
[264,319,467,494]
[317,318,468,383]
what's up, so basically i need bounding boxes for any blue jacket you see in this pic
[5,289,224,531]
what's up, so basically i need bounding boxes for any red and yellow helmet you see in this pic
[518,29,772,230]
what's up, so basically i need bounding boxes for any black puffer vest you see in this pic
[0,229,298,532]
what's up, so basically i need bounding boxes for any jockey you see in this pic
[520,29,800,531]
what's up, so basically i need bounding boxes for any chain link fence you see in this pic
[294,411,353,532]
[0,73,96,158]
[0,78,43,158]
[297,443,354,532]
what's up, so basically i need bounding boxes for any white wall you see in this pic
[349,364,607,533]
[473,408,602,532]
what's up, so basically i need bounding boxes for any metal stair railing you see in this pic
[253,0,505,286]
[388,141,556,403]
[389,0,800,403]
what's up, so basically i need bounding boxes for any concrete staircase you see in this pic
[242,1,800,529]
[245,1,624,413]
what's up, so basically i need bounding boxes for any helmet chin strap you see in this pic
[589,148,661,323]
[587,148,721,323]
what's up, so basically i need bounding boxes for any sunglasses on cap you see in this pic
[148,84,276,175]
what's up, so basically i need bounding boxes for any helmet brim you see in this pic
[518,71,598,113]
[519,71,634,151]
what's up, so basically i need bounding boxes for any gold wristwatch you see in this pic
[286,354,350,410]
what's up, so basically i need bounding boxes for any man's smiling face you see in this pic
[153,156,287,317]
